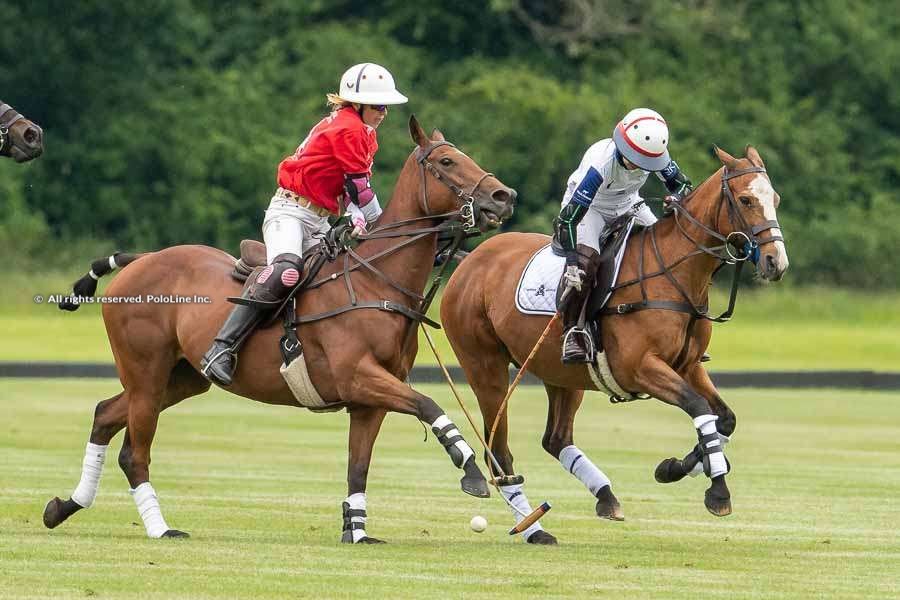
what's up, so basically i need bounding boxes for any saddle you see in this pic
[551,212,638,354]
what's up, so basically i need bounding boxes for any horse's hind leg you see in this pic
[634,357,732,516]
[655,365,735,485]
[542,384,624,521]
[454,339,556,544]
[43,391,129,529]
[118,360,211,538]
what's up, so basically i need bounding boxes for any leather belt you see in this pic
[275,187,333,218]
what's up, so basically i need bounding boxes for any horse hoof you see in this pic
[461,475,491,498]
[43,496,81,529]
[704,488,732,517]
[526,530,558,545]
[595,486,625,521]
[42,497,65,529]
[654,457,687,483]
[161,529,190,538]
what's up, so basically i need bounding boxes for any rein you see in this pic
[606,165,784,322]
[292,141,491,327]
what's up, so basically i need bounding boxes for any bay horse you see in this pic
[441,146,788,544]
[43,116,516,543]
[0,101,43,162]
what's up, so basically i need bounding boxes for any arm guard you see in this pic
[554,201,589,265]
[343,173,376,207]
[657,160,692,198]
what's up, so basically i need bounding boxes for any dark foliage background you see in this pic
[2,1,897,287]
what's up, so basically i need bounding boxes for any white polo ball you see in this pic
[470,515,487,533]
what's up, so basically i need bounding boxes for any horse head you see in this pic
[0,103,43,163]
[712,146,789,281]
[408,115,516,231]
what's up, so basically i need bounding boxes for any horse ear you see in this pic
[745,145,766,168]
[712,145,738,168]
[409,114,429,147]
[430,128,446,141]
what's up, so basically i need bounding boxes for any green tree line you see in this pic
[2,1,897,287]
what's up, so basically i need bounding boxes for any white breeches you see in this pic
[575,198,657,253]
[261,196,331,264]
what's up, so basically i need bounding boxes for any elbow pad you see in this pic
[344,173,377,207]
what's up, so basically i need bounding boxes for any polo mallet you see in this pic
[422,327,541,522]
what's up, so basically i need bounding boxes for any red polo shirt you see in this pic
[276,107,378,214]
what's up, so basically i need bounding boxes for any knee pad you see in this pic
[251,253,303,303]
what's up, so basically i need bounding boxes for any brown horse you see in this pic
[0,101,43,162]
[43,116,516,543]
[441,146,788,543]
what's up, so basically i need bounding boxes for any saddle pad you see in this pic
[515,244,563,315]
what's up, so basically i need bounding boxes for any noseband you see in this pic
[0,103,27,155]
[416,141,496,229]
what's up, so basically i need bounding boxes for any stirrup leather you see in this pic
[562,327,595,363]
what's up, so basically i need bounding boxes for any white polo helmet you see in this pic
[612,108,671,171]
[337,63,408,105]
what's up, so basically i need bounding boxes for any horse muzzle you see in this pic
[476,187,516,230]
[759,248,789,282]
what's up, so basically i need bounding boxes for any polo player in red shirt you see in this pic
[201,63,409,386]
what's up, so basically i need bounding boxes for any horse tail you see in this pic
[58,252,146,312]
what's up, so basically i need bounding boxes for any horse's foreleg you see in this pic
[543,384,624,522]
[634,356,732,517]
[342,406,387,544]
[655,365,735,484]
[341,364,489,499]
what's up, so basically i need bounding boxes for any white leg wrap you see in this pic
[559,445,611,496]
[108,255,118,271]
[346,492,367,543]
[131,482,171,538]
[430,415,475,466]
[693,415,728,478]
[500,484,544,541]
[71,443,107,508]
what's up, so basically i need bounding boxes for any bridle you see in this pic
[0,103,26,155]
[671,165,783,265]
[608,164,785,324]
[293,140,504,327]
[416,140,497,229]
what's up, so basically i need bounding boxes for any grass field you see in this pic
[2,272,899,371]
[1,380,898,599]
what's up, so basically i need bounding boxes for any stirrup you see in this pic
[561,327,595,364]
[200,345,237,377]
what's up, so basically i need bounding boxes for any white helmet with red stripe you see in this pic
[338,63,408,105]
[612,108,671,171]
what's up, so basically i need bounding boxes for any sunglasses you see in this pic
[368,105,387,113]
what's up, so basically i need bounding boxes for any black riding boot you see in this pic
[201,252,303,386]
[200,301,263,387]
[558,245,601,364]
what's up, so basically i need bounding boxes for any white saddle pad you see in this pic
[515,244,564,315]
[515,220,635,317]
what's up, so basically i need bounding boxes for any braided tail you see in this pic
[58,252,145,312]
